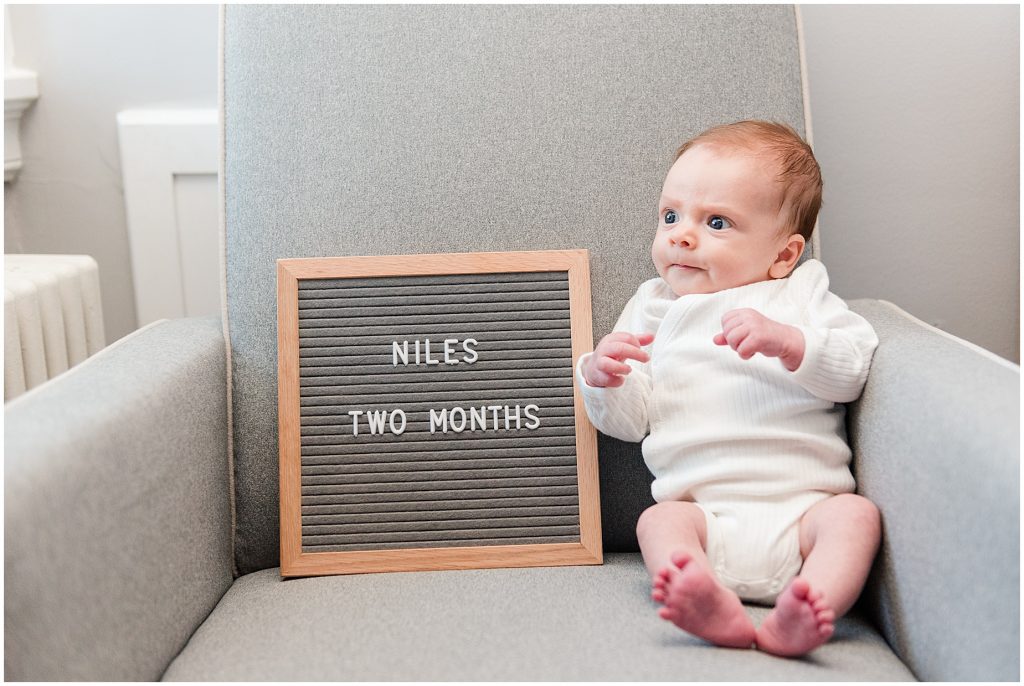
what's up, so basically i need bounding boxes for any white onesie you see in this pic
[576,259,878,603]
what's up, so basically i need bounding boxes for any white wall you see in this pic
[4,5,1019,361]
[4,4,219,344]
[801,4,1019,362]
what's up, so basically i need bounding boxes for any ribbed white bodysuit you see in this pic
[576,259,878,603]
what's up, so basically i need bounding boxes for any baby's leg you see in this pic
[636,501,711,577]
[795,494,882,617]
[637,502,756,649]
[756,494,881,657]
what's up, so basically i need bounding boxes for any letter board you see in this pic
[278,250,601,577]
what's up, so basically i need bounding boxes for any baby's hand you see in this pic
[714,308,805,371]
[583,332,655,388]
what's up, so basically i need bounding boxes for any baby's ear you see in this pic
[768,233,805,278]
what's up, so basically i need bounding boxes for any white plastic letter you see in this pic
[425,339,440,365]
[488,405,502,427]
[449,406,467,432]
[470,406,487,431]
[504,405,522,430]
[389,409,407,435]
[523,404,541,429]
[367,410,388,435]
[392,341,409,366]
[429,408,448,434]
[348,410,364,436]
[444,338,459,365]
[462,338,479,364]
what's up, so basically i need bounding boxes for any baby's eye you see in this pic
[708,215,732,231]
[663,210,678,225]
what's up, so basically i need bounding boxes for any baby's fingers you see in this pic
[600,331,654,355]
[721,324,749,349]
[720,308,759,326]
[610,331,654,348]
[735,336,763,360]
[603,340,651,365]
[595,355,632,378]
[584,366,626,388]
[635,332,655,347]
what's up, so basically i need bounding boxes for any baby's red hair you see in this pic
[675,120,822,241]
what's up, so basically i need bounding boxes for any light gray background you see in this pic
[4,4,1019,362]
[800,5,1019,362]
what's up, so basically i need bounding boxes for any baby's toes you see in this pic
[652,588,667,603]
[658,606,678,622]
[788,577,811,601]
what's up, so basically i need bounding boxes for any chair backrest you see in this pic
[222,4,810,574]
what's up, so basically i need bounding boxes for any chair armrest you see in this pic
[4,317,233,681]
[847,300,1019,682]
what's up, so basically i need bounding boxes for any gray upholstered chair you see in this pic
[5,6,1019,681]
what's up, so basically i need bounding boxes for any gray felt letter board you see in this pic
[277,250,601,576]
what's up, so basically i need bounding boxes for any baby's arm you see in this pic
[714,309,805,371]
[576,331,654,442]
[787,296,878,403]
[575,286,659,442]
[714,265,878,403]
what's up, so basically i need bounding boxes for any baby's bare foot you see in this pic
[651,552,756,649]
[755,577,835,657]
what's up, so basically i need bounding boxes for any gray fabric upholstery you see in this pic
[223,3,811,574]
[163,553,913,681]
[4,318,233,681]
[847,300,1020,682]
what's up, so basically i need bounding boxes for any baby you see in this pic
[576,121,881,657]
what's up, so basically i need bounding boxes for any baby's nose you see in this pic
[668,226,696,247]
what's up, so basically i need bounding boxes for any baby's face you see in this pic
[652,144,797,297]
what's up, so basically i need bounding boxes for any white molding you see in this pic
[4,71,39,182]
[5,5,39,183]
[794,4,822,262]
[117,108,218,326]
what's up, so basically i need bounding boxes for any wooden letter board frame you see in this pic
[278,249,601,577]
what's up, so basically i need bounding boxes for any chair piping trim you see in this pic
[218,3,239,579]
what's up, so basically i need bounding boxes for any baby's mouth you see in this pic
[672,263,704,271]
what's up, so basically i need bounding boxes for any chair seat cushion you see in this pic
[162,554,914,681]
